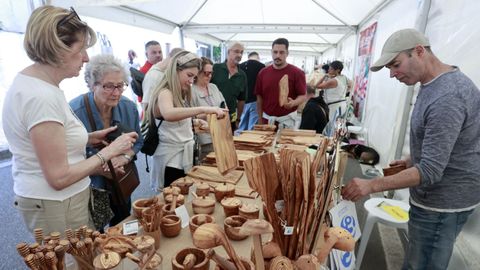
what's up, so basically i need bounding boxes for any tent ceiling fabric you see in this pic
[69,0,387,54]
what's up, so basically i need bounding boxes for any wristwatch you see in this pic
[123,154,132,162]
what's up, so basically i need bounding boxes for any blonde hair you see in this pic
[146,51,201,122]
[24,5,96,67]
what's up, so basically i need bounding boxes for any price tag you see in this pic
[175,205,190,228]
[275,200,285,212]
[123,220,139,235]
[284,226,294,235]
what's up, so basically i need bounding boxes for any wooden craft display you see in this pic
[279,74,289,107]
[187,166,243,185]
[207,113,238,175]
[203,149,264,170]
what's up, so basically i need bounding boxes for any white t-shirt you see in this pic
[142,64,165,105]
[2,73,90,200]
[324,75,348,104]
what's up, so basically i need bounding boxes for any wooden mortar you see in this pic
[189,214,215,236]
[214,183,235,202]
[132,198,157,218]
[238,203,260,219]
[192,196,216,215]
[172,247,210,270]
[220,197,242,217]
[224,215,248,241]
[160,215,181,238]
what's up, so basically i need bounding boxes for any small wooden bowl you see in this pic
[163,186,182,199]
[164,194,185,206]
[220,197,242,217]
[172,177,194,195]
[162,204,176,216]
[172,247,210,270]
[195,182,211,197]
[160,215,181,238]
[214,257,254,270]
[224,215,248,241]
[189,214,215,236]
[238,203,260,219]
[192,196,216,215]
[132,198,157,218]
[93,251,121,270]
[214,183,235,202]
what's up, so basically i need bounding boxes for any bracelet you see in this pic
[123,154,132,162]
[95,152,106,166]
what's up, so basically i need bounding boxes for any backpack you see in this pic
[140,117,162,156]
[130,67,144,97]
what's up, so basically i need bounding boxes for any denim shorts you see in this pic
[402,204,473,270]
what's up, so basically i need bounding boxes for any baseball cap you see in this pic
[370,29,430,72]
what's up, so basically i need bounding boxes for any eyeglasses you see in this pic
[58,7,83,27]
[100,82,128,93]
[203,71,213,76]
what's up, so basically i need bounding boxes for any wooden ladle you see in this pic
[316,227,355,263]
[192,223,246,270]
[238,219,273,270]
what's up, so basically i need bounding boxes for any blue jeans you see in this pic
[237,102,258,133]
[402,204,473,270]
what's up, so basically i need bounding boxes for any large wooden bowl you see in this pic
[160,215,181,238]
[172,247,210,270]
[192,196,216,215]
[189,214,215,236]
[224,215,248,241]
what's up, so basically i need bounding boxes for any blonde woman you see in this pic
[2,5,137,235]
[146,51,227,191]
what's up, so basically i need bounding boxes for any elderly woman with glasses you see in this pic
[146,51,227,191]
[191,57,227,161]
[2,5,137,236]
[70,54,143,230]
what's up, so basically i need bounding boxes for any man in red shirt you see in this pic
[140,40,163,74]
[255,38,306,128]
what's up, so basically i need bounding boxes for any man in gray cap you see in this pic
[342,29,480,269]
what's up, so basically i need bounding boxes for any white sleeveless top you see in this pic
[324,75,348,104]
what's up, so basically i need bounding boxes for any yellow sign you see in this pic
[377,201,409,221]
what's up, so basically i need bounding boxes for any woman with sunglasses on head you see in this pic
[70,54,143,231]
[2,6,137,236]
[191,57,227,161]
[146,51,227,191]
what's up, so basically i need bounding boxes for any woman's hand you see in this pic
[196,119,209,131]
[204,107,228,119]
[101,132,138,160]
[88,126,117,147]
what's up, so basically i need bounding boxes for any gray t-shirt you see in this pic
[410,67,480,211]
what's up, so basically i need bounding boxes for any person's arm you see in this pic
[236,100,244,123]
[316,78,337,89]
[341,166,421,202]
[256,95,264,124]
[156,90,226,121]
[30,122,137,190]
[284,95,306,109]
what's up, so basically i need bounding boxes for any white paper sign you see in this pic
[175,205,190,228]
[123,219,139,235]
[328,200,360,270]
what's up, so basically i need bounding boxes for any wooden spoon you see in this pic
[192,223,246,270]
[206,249,236,270]
[238,219,274,269]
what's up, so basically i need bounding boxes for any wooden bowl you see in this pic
[238,203,260,219]
[214,257,254,270]
[93,251,121,269]
[162,186,182,199]
[195,182,211,197]
[172,177,194,195]
[220,197,242,217]
[214,183,235,202]
[165,194,185,206]
[224,215,248,241]
[192,196,216,215]
[160,215,181,238]
[172,247,210,270]
[162,204,176,216]
[189,214,215,236]
[132,198,157,218]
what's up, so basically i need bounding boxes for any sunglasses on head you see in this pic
[57,7,83,27]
